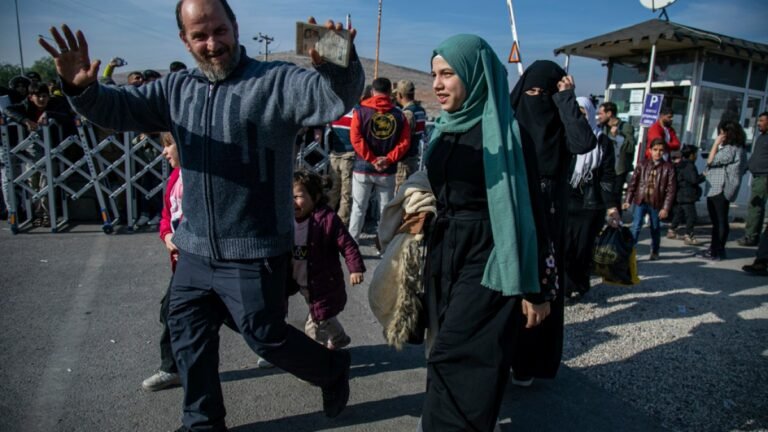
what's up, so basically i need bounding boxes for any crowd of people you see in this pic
[0,0,762,430]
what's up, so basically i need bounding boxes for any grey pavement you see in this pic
[0,221,764,432]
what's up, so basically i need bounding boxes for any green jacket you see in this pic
[603,120,636,175]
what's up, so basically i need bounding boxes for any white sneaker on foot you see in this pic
[141,370,180,391]
[135,215,150,227]
[256,358,274,369]
[510,370,534,387]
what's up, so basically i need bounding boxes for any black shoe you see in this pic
[742,261,768,276]
[321,350,351,418]
[700,249,722,261]
[737,236,759,246]
[173,426,226,432]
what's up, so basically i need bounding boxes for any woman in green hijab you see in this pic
[421,34,554,431]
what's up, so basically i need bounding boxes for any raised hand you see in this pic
[306,16,357,66]
[557,75,575,92]
[38,24,100,88]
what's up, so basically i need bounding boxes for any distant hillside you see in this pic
[112,51,439,118]
[262,51,439,117]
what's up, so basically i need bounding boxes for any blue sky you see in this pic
[1,0,766,96]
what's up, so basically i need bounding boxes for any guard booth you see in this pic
[555,19,768,205]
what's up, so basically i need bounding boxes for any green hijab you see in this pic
[428,34,539,296]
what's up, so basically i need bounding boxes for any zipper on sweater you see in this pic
[204,82,222,260]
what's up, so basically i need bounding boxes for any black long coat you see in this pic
[511,88,598,379]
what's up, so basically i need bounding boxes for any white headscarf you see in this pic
[570,97,604,187]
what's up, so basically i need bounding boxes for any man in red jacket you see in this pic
[645,106,680,159]
[348,77,410,240]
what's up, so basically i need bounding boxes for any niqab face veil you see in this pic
[509,60,567,168]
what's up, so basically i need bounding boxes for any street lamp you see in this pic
[15,0,25,73]
[253,33,274,62]
[374,0,382,79]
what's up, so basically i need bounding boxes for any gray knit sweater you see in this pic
[67,47,365,259]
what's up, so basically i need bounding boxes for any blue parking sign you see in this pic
[640,93,664,127]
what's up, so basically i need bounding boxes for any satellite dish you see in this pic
[639,0,677,11]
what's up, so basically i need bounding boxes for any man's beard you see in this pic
[194,43,241,82]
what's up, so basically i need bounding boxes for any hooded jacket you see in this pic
[288,205,365,322]
[350,94,411,175]
[646,120,681,158]
[674,159,704,204]
[66,46,364,260]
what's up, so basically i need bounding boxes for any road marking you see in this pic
[24,235,109,428]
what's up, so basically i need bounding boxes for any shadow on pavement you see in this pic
[562,248,768,431]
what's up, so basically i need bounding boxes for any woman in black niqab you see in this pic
[508,60,597,382]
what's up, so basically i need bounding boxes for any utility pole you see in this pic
[15,0,25,73]
[505,0,523,77]
[253,33,274,61]
[374,0,382,79]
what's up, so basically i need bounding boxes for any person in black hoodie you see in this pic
[669,145,704,245]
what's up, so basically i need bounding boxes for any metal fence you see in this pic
[1,116,168,234]
[1,117,432,235]
[0,117,339,235]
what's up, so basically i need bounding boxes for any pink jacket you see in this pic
[159,167,181,272]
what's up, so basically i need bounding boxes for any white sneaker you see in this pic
[141,370,180,391]
[417,417,499,431]
[147,215,161,226]
[256,358,274,369]
[509,370,534,387]
[135,215,150,227]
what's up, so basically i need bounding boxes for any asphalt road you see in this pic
[0,223,727,432]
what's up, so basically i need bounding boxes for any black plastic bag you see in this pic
[592,226,639,285]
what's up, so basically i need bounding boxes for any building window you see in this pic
[609,52,695,85]
[610,60,648,85]
[744,97,763,147]
[653,51,695,82]
[702,53,749,88]
[608,86,689,146]
[749,62,768,92]
[694,87,743,151]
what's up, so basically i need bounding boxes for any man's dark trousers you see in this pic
[168,251,348,431]
[745,176,768,241]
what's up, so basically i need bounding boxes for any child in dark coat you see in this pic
[291,170,365,349]
[623,139,677,260]
[669,145,705,245]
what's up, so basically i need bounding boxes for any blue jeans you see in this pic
[630,203,661,254]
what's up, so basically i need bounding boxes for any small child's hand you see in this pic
[350,272,364,285]
[606,207,620,227]
[622,203,630,210]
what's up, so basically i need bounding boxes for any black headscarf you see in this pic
[510,60,567,177]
